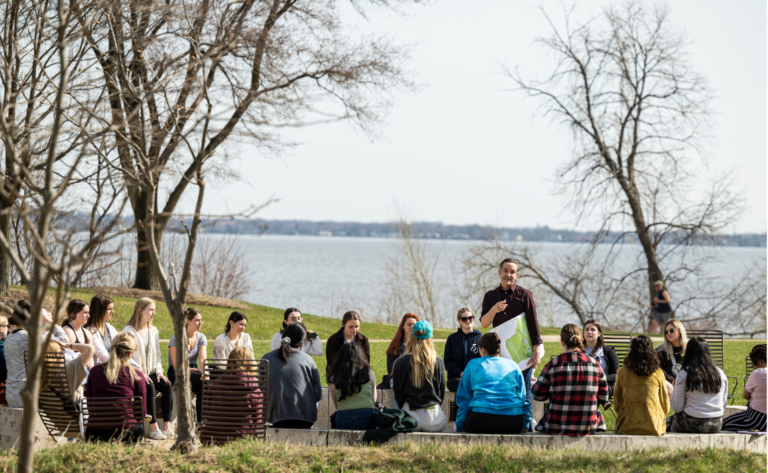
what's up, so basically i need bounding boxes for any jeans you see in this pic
[334,408,376,430]
[522,367,533,424]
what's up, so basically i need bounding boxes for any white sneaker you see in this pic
[162,428,176,438]
[151,429,167,440]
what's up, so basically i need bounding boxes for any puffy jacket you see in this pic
[444,329,482,378]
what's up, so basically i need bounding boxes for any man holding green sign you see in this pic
[480,259,544,412]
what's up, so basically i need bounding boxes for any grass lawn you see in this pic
[0,437,764,472]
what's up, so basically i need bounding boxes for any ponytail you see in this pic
[278,322,307,364]
[560,324,585,351]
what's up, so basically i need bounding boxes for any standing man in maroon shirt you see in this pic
[480,259,544,412]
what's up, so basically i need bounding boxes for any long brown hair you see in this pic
[386,313,418,356]
[65,299,88,323]
[582,318,604,350]
[560,324,585,351]
[86,295,114,332]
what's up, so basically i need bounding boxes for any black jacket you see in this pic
[377,342,406,389]
[587,344,620,386]
[325,328,370,378]
[443,329,482,379]
[656,344,683,384]
[392,354,446,410]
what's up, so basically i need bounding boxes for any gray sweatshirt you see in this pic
[262,348,323,425]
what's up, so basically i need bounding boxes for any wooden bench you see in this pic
[199,358,268,445]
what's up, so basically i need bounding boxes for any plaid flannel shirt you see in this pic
[532,351,609,436]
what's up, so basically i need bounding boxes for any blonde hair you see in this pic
[405,335,437,389]
[42,341,63,391]
[0,315,7,328]
[663,319,688,361]
[126,298,155,329]
[105,333,139,385]
[456,307,473,325]
[228,346,255,372]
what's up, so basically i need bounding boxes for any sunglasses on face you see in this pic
[460,316,475,322]
[664,328,677,335]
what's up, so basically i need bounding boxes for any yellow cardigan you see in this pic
[613,367,670,436]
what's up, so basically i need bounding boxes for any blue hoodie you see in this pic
[444,328,482,378]
[455,356,531,432]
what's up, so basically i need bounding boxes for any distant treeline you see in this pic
[201,218,766,247]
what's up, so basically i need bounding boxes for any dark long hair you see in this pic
[478,332,501,356]
[225,311,247,333]
[281,307,300,334]
[583,318,605,350]
[624,335,660,376]
[329,342,371,401]
[749,344,766,366]
[386,313,418,356]
[65,299,88,323]
[85,295,113,331]
[278,322,306,364]
[680,337,723,394]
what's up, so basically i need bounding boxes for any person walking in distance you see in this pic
[650,280,671,334]
[480,259,544,413]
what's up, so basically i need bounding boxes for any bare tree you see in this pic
[75,0,416,290]
[383,208,443,325]
[509,2,748,329]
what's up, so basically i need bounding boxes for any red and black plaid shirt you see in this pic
[532,351,609,436]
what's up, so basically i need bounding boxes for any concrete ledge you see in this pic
[723,405,747,419]
[0,406,56,451]
[265,428,767,453]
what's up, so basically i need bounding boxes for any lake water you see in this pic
[214,234,765,331]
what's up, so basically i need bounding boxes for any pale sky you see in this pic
[181,0,767,234]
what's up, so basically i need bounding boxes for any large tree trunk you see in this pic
[623,181,665,308]
[169,300,197,452]
[132,190,163,290]
[0,201,12,296]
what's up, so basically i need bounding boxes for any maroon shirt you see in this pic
[481,284,543,345]
[85,364,147,428]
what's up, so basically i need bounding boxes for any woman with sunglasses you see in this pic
[444,307,482,392]
[656,319,688,399]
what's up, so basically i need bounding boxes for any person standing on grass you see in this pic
[270,308,322,356]
[532,324,610,436]
[454,332,530,435]
[168,308,207,424]
[84,333,147,443]
[213,311,254,366]
[583,318,620,396]
[392,320,447,432]
[85,295,118,365]
[650,280,672,334]
[722,344,767,432]
[122,297,174,440]
[262,323,323,429]
[480,259,544,409]
[325,311,371,379]
[613,335,670,436]
[444,307,481,393]
[668,337,728,434]
[379,312,418,389]
[62,299,95,367]
[328,342,377,430]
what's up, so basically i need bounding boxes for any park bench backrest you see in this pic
[26,352,81,440]
[82,396,151,438]
[745,356,754,384]
[603,335,632,367]
[200,358,269,445]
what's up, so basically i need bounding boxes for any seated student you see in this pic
[122,298,174,440]
[85,295,118,365]
[84,333,147,443]
[0,314,8,405]
[532,324,610,436]
[326,311,371,379]
[5,301,74,407]
[393,320,447,432]
[378,313,418,390]
[168,308,207,424]
[583,318,620,396]
[444,307,481,393]
[328,342,377,430]
[213,311,254,366]
[200,346,264,441]
[613,335,670,435]
[723,344,767,432]
[455,332,530,434]
[62,299,95,367]
[657,319,688,399]
[270,308,322,356]
[668,337,728,433]
[43,339,93,405]
[262,323,322,429]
